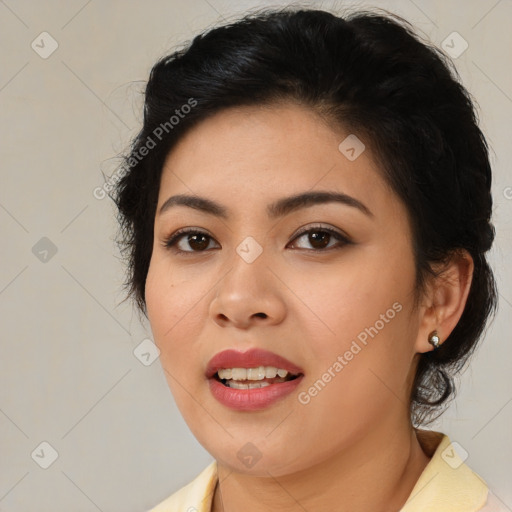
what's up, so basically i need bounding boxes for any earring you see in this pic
[428,330,441,350]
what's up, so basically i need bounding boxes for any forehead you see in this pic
[158,103,396,218]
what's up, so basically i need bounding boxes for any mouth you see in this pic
[206,347,304,381]
[206,348,304,410]
[213,366,302,389]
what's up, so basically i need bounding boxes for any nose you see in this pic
[209,249,287,329]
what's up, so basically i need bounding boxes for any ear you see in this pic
[414,249,474,353]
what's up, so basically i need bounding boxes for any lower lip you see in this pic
[208,375,304,411]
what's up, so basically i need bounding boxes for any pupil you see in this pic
[310,232,329,249]
[189,234,209,251]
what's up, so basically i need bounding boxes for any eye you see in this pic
[162,228,219,254]
[287,225,350,251]
[162,224,351,255]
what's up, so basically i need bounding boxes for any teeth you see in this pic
[231,368,247,380]
[217,366,290,381]
[226,380,272,389]
[219,368,232,379]
[265,367,278,379]
[247,367,266,380]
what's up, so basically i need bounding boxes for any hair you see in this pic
[112,6,498,425]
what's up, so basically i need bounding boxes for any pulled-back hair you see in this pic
[112,7,498,425]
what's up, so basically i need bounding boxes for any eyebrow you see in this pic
[158,190,373,219]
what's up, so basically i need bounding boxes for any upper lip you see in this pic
[205,348,304,379]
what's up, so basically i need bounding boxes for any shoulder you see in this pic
[400,430,492,512]
[146,460,218,512]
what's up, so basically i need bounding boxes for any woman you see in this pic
[113,6,501,511]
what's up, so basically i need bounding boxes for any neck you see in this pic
[212,422,431,512]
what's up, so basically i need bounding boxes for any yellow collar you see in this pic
[149,431,489,511]
[400,430,488,511]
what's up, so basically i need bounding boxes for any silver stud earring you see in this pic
[428,330,441,350]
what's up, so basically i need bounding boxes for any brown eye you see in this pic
[288,227,350,251]
[163,225,350,255]
[163,229,218,253]
[184,233,210,251]
[307,231,331,249]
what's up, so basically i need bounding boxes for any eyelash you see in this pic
[161,224,351,255]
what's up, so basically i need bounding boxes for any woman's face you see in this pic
[145,102,427,476]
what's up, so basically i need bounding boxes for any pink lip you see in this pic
[208,375,304,411]
[206,348,304,411]
[205,348,304,378]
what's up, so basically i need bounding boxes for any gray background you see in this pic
[0,0,511,510]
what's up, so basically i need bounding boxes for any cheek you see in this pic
[145,260,210,422]
[289,248,411,348]
[296,310,415,456]
[145,259,205,369]
[294,250,416,415]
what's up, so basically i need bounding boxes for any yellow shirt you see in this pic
[148,431,501,511]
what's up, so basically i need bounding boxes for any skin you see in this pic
[145,102,474,512]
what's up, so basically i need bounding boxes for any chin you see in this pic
[204,436,308,477]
